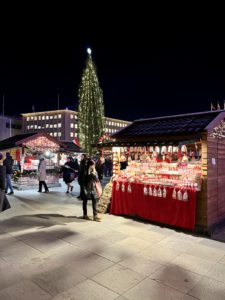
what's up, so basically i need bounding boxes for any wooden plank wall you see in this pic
[207,136,225,231]
[196,138,207,228]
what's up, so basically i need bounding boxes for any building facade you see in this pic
[22,109,131,142]
[0,116,22,141]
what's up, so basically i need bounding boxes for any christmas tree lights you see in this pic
[78,48,105,155]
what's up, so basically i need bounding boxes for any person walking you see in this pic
[81,159,101,222]
[61,156,79,193]
[0,153,6,211]
[37,156,49,193]
[77,153,87,199]
[3,152,14,195]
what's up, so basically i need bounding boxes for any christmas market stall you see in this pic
[99,110,225,234]
[0,133,62,189]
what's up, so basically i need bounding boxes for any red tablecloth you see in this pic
[111,181,196,230]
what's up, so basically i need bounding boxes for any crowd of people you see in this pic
[0,152,113,221]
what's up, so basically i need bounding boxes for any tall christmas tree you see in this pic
[78,48,105,155]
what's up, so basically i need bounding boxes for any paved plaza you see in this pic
[1,180,225,299]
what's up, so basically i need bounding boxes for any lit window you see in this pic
[34,116,37,120]
[70,123,74,128]
[30,125,33,129]
[58,114,61,118]
[46,124,49,128]
[27,125,30,129]
[109,121,111,125]
[75,115,78,119]
[38,116,41,120]
[50,133,53,136]
[42,116,45,120]
[112,122,114,126]
[58,123,61,128]
[75,133,78,137]
[27,117,30,121]
[75,124,78,128]
[46,116,49,120]
[50,116,53,119]
[54,115,57,119]
[50,124,53,128]
[30,116,34,120]
[70,132,74,137]
[38,126,41,129]
[34,125,37,129]
[53,132,57,137]
[70,115,74,119]
[54,124,57,128]
[58,132,61,137]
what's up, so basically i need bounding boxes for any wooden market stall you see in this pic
[100,110,225,234]
[0,133,62,190]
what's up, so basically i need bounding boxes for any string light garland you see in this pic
[210,120,225,139]
[23,136,60,152]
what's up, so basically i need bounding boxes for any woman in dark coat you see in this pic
[0,153,10,212]
[81,159,101,221]
[62,156,79,193]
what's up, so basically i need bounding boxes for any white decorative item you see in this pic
[153,186,157,197]
[163,187,167,198]
[177,190,182,200]
[116,182,120,191]
[127,184,132,193]
[158,187,162,197]
[121,183,125,192]
[183,190,188,201]
[149,186,153,196]
[144,186,148,195]
[172,188,177,199]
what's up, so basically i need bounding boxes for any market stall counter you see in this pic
[111,180,196,230]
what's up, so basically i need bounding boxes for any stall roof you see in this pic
[0,133,81,152]
[111,110,223,139]
[0,133,36,151]
[60,141,81,153]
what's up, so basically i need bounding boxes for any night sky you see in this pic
[1,22,225,121]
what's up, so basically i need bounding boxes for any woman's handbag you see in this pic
[3,195,11,211]
[95,181,102,198]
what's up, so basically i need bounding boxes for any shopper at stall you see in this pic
[3,152,14,195]
[81,159,101,221]
[37,156,49,193]
[61,156,79,193]
[77,153,87,199]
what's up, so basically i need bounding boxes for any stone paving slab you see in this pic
[1,179,225,299]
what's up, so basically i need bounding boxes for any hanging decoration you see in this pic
[210,120,225,139]
[23,136,60,153]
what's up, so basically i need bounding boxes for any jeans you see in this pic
[83,194,97,216]
[6,174,14,193]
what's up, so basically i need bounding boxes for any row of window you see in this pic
[70,115,78,119]
[27,124,62,129]
[105,128,118,133]
[49,132,61,137]
[26,115,62,121]
[105,121,128,127]
[70,132,78,137]
[70,124,78,128]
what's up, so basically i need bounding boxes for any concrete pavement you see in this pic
[1,180,225,299]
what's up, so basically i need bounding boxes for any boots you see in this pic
[93,215,101,222]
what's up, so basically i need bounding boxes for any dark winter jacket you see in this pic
[78,159,87,186]
[83,170,99,200]
[62,161,79,184]
[0,165,6,190]
[3,156,14,174]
